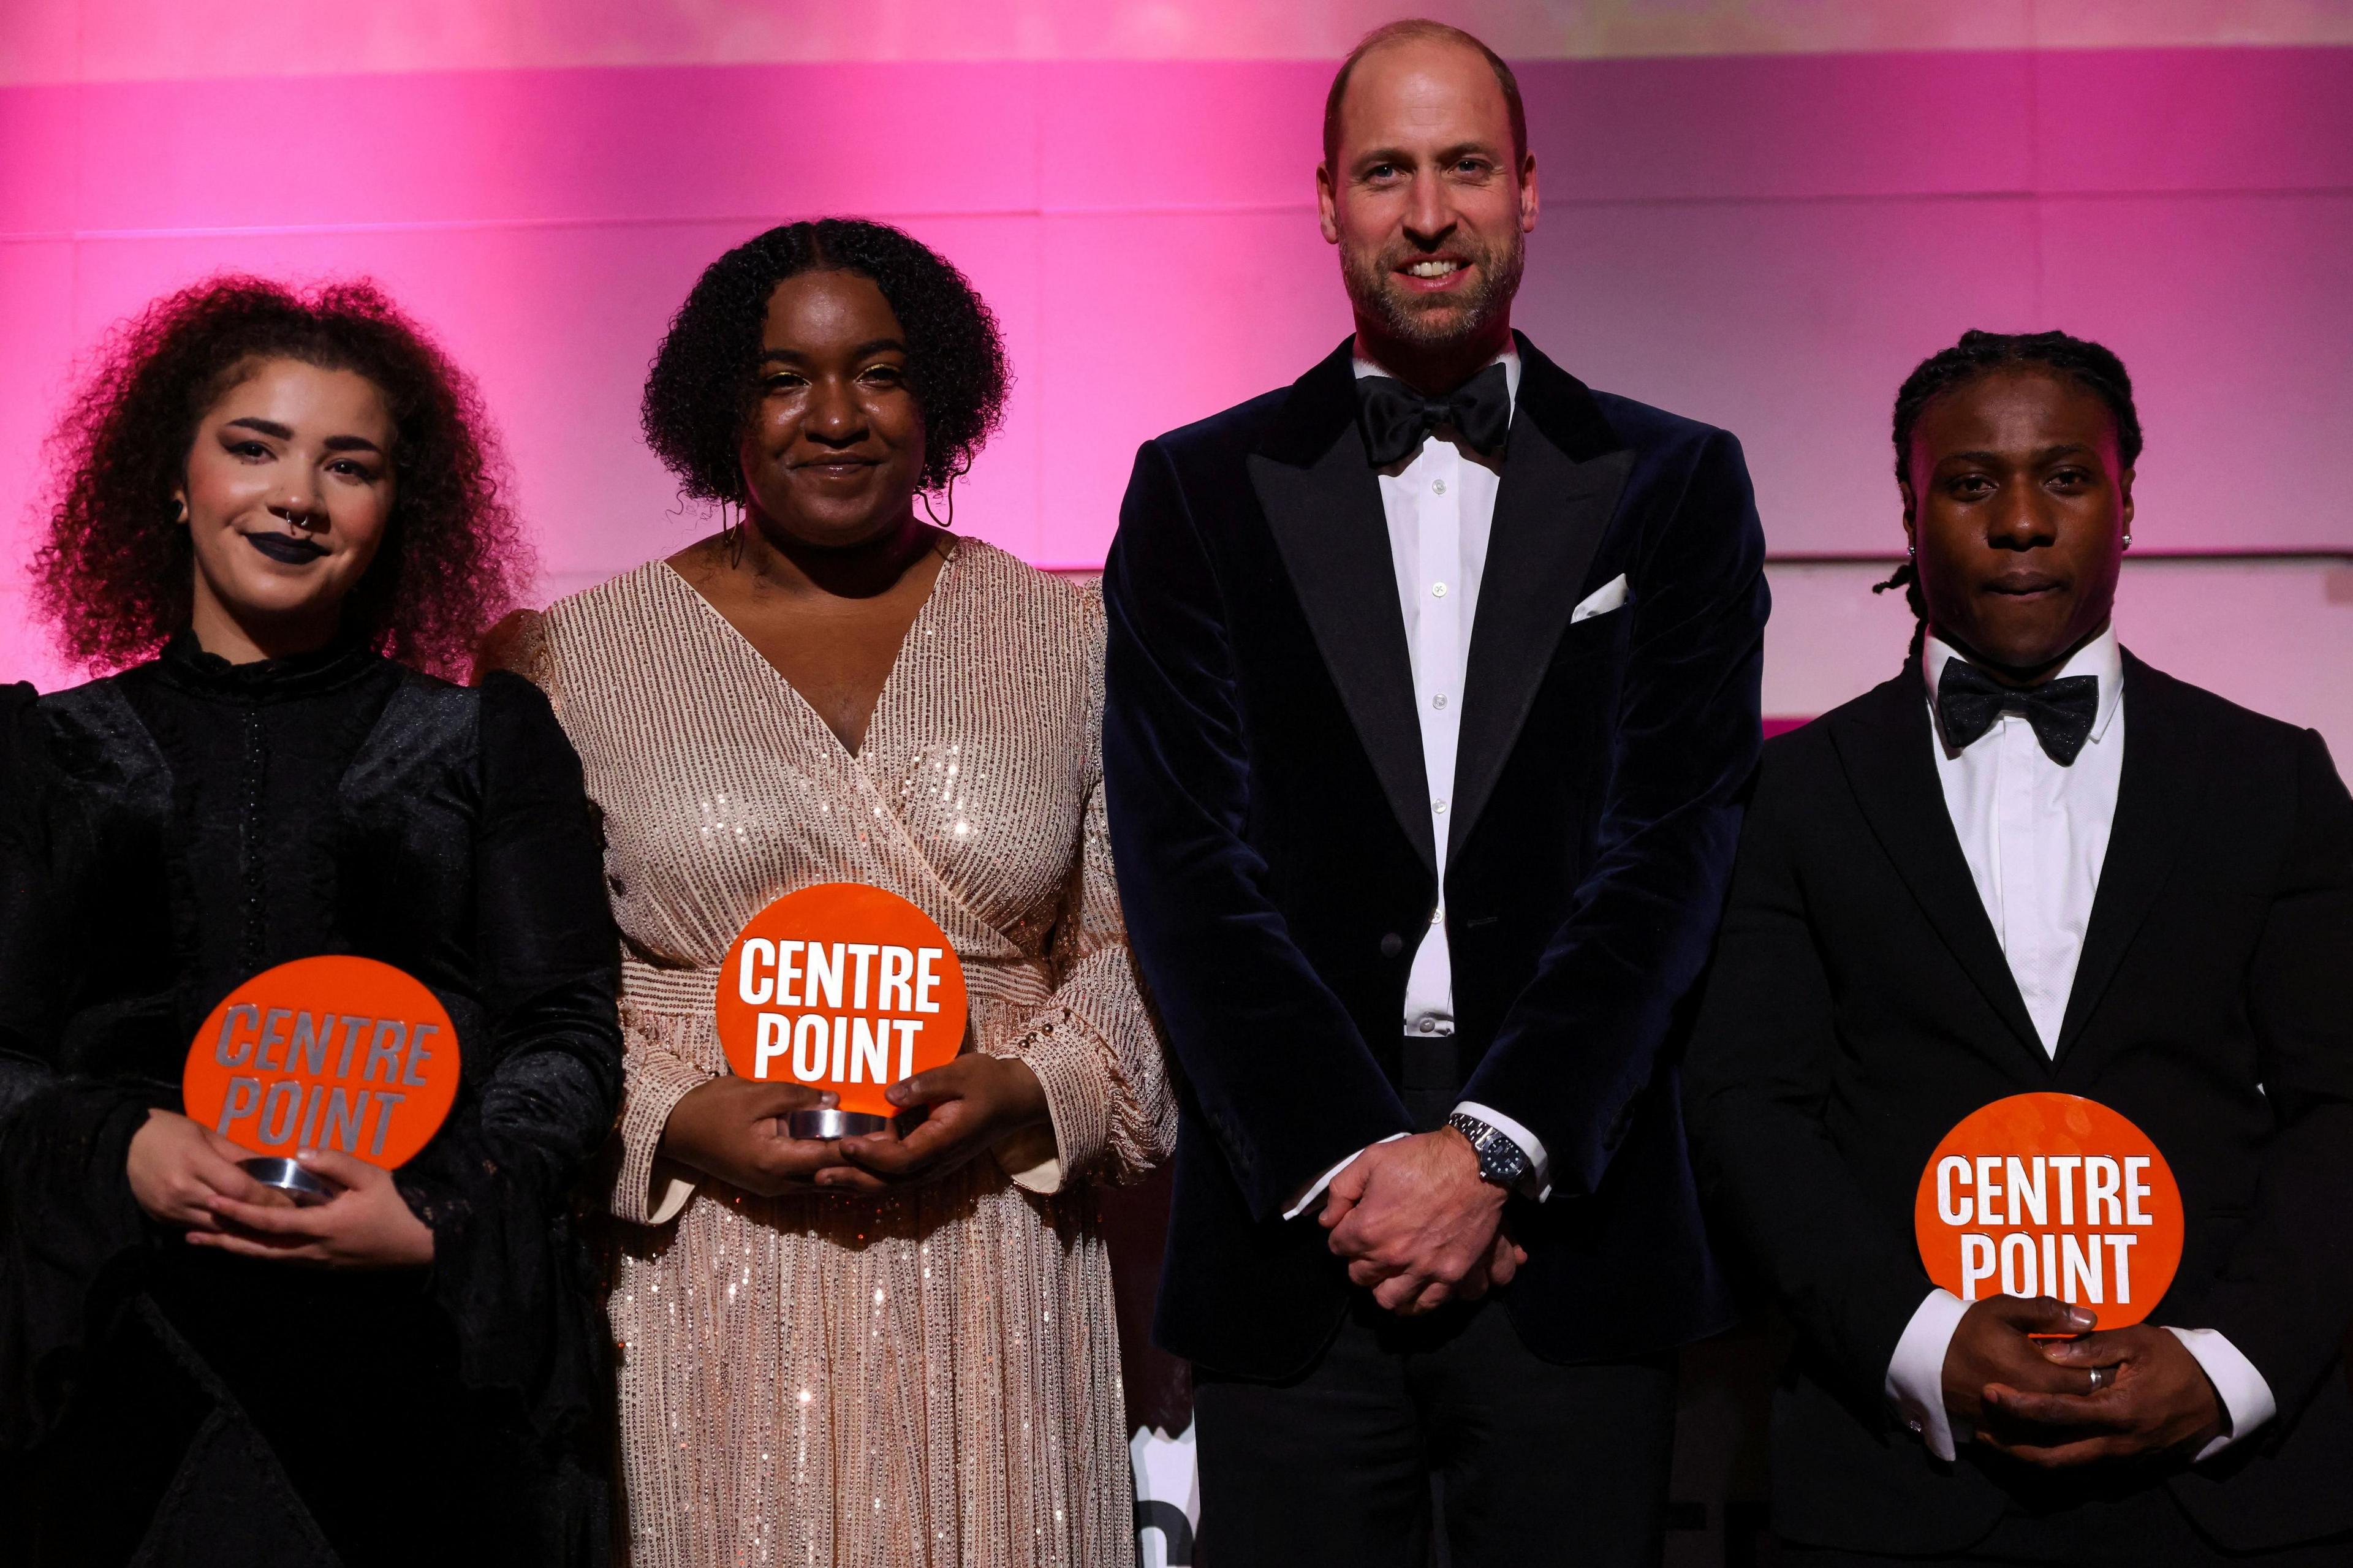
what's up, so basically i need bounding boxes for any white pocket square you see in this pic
[1570,574,1629,623]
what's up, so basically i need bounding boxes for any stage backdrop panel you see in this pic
[2,29,2347,751]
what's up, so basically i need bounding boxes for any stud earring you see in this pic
[2123,532,2132,549]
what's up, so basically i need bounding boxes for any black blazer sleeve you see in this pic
[1103,439,1414,1222]
[2175,728,2353,1434]
[0,681,59,1113]
[391,672,622,1433]
[1461,428,1767,1196]
[0,682,169,1453]
[1681,738,1936,1403]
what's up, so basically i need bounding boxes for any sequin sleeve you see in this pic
[607,995,715,1226]
[474,606,554,693]
[993,594,1175,1194]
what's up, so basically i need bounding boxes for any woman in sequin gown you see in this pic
[490,220,1173,1567]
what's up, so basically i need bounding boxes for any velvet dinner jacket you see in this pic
[1682,653,2353,1556]
[1102,333,1767,1377]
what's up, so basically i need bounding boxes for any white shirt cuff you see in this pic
[1887,1288,1970,1461]
[1282,1133,1410,1220]
[2166,1327,2277,1461]
[1452,1100,1553,1200]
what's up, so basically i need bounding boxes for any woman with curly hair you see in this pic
[487,218,1173,1566]
[0,276,623,1565]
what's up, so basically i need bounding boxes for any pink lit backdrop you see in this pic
[2,4,2349,749]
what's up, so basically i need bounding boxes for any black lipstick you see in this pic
[244,532,327,564]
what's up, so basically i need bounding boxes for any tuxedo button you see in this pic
[1379,932,1404,957]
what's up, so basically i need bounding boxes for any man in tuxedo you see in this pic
[1101,20,1767,1566]
[1683,329,2353,1564]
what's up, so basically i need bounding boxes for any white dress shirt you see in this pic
[1884,626,2276,1462]
[1283,347,1553,1218]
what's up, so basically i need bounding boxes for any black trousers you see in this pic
[1194,1292,1678,1568]
[1779,1506,2353,1567]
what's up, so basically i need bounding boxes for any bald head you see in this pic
[1315,18,1536,390]
[1323,20,1528,175]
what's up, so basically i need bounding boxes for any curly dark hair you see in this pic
[641,219,1011,506]
[31,275,528,678]
[1876,328,2142,622]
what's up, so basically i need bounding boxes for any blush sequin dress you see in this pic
[509,542,1173,1568]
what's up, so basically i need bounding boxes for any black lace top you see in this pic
[0,632,621,1565]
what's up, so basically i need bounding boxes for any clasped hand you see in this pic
[661,1056,1048,1196]
[127,1108,435,1268]
[1942,1295,2226,1467]
[1319,1128,1525,1315]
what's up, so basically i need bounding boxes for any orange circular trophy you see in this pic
[183,955,461,1205]
[716,883,971,1138]
[1914,1093,2184,1327]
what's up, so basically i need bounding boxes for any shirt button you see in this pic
[1431,693,1447,710]
[1431,582,1448,598]
[1430,904,1444,924]
[1417,1017,1438,1034]
[1432,479,1447,495]
[1432,798,1448,814]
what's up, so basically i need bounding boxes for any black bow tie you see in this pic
[1934,657,2101,765]
[1355,363,1512,468]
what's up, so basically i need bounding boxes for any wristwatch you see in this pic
[1446,1112,1532,1193]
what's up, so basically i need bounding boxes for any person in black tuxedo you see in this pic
[1683,329,2353,1564]
[1101,20,1767,1566]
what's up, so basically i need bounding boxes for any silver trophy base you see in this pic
[786,1108,892,1141]
[241,1156,339,1206]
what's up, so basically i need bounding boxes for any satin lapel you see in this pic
[2052,653,2201,1061]
[1249,348,1434,870]
[1448,422,1630,860]
[1828,670,2047,1065]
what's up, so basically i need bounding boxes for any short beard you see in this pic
[1341,228,1525,357]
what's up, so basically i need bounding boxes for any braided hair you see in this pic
[1876,328,2142,623]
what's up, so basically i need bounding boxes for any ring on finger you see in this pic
[2086,1364,2112,1394]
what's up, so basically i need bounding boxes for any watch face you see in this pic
[1450,1113,1525,1187]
